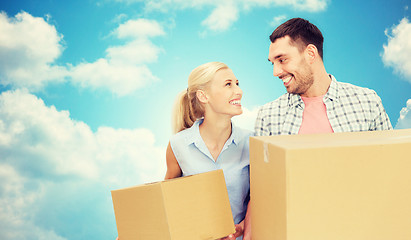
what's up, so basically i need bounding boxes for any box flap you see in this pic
[252,129,411,150]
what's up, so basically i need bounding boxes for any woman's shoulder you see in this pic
[170,128,190,144]
[170,121,200,146]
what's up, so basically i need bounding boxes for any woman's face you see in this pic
[205,68,243,117]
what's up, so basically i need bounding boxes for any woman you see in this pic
[165,62,252,240]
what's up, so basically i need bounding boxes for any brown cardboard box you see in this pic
[250,129,411,240]
[111,169,235,240]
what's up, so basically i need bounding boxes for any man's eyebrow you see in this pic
[274,54,285,60]
[268,54,285,62]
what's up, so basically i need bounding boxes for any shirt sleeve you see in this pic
[254,107,269,136]
[371,92,393,131]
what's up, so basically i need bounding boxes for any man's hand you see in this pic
[243,201,251,240]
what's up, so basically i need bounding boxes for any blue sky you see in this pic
[0,0,410,239]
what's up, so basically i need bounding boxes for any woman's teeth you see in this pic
[230,100,241,105]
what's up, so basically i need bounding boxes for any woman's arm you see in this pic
[164,142,182,180]
[243,201,251,240]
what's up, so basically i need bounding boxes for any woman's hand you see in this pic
[218,220,244,240]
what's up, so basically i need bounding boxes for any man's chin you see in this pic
[285,86,295,94]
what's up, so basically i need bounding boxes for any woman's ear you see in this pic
[196,90,208,104]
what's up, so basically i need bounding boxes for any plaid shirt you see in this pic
[255,75,392,136]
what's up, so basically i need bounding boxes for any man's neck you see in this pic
[301,68,331,98]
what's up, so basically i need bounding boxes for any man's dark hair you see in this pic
[270,18,324,59]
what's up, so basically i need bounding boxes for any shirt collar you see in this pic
[229,122,240,145]
[183,118,238,146]
[288,93,303,108]
[324,74,338,102]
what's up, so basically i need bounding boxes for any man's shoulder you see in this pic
[337,80,377,96]
[333,80,383,108]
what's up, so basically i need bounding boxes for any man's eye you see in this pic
[226,82,231,86]
[279,59,286,63]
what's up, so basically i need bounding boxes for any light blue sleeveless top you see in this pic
[170,119,253,225]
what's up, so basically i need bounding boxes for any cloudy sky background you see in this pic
[0,0,410,239]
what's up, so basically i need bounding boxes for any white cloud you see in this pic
[115,18,165,39]
[0,89,166,239]
[232,106,260,132]
[71,18,165,96]
[0,165,67,240]
[111,0,328,33]
[111,13,128,24]
[0,12,165,96]
[201,1,239,32]
[70,58,158,96]
[395,99,411,129]
[270,15,287,27]
[106,38,163,65]
[0,88,166,182]
[0,11,67,90]
[290,0,328,12]
[0,4,329,95]
[382,18,411,83]
[241,0,327,12]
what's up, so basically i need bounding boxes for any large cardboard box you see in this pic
[111,169,235,240]
[250,129,411,240]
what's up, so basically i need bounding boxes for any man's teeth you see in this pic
[282,76,292,83]
[230,100,241,105]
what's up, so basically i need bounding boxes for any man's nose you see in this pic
[273,63,282,77]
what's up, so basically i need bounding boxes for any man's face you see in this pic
[268,36,314,96]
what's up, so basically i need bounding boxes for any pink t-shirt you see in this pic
[298,95,334,134]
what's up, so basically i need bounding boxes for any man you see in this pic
[255,18,392,136]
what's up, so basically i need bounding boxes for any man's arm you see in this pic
[254,107,269,136]
[372,94,393,131]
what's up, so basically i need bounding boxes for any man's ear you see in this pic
[305,44,318,64]
[196,90,208,104]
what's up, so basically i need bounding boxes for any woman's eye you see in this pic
[226,82,231,86]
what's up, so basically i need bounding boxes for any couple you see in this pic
[118,17,391,240]
[165,17,392,240]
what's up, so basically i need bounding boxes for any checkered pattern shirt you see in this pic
[255,75,392,136]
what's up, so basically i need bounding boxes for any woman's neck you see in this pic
[199,114,232,160]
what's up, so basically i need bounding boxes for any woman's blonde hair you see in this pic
[172,62,229,133]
